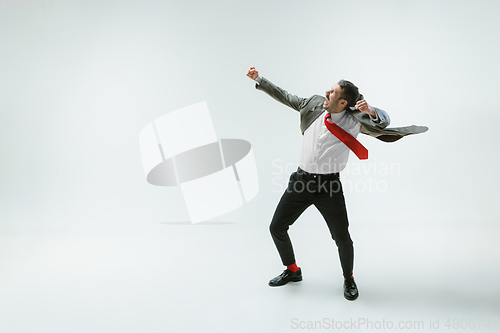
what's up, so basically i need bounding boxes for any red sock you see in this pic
[287,263,299,272]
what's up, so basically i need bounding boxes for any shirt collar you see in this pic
[324,109,346,122]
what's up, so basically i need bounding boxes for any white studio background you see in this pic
[0,0,499,332]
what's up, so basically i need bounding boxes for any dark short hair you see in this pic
[338,80,360,110]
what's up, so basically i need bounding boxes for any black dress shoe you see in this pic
[344,278,359,301]
[268,268,302,287]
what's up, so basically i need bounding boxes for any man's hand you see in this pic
[355,100,376,117]
[246,66,259,80]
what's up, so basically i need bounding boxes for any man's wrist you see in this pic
[369,109,379,122]
[254,75,262,85]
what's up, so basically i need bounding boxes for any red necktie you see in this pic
[324,113,368,160]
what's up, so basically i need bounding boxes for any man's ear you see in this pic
[340,99,348,108]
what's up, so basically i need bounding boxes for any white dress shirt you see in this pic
[299,110,361,174]
[254,75,378,174]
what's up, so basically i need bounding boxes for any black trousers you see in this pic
[269,167,354,278]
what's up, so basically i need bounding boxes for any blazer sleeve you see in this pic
[255,77,310,112]
[372,107,391,129]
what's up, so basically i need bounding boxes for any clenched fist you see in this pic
[246,66,259,80]
[355,99,376,117]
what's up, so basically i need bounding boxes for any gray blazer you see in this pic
[256,77,428,142]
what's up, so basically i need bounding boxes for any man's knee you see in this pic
[269,222,275,235]
[332,234,353,247]
[270,220,289,236]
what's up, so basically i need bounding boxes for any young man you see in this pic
[246,66,391,301]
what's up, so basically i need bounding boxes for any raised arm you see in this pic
[354,99,391,129]
[246,66,309,112]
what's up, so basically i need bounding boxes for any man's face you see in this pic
[323,83,346,113]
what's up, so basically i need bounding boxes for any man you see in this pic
[246,66,427,301]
